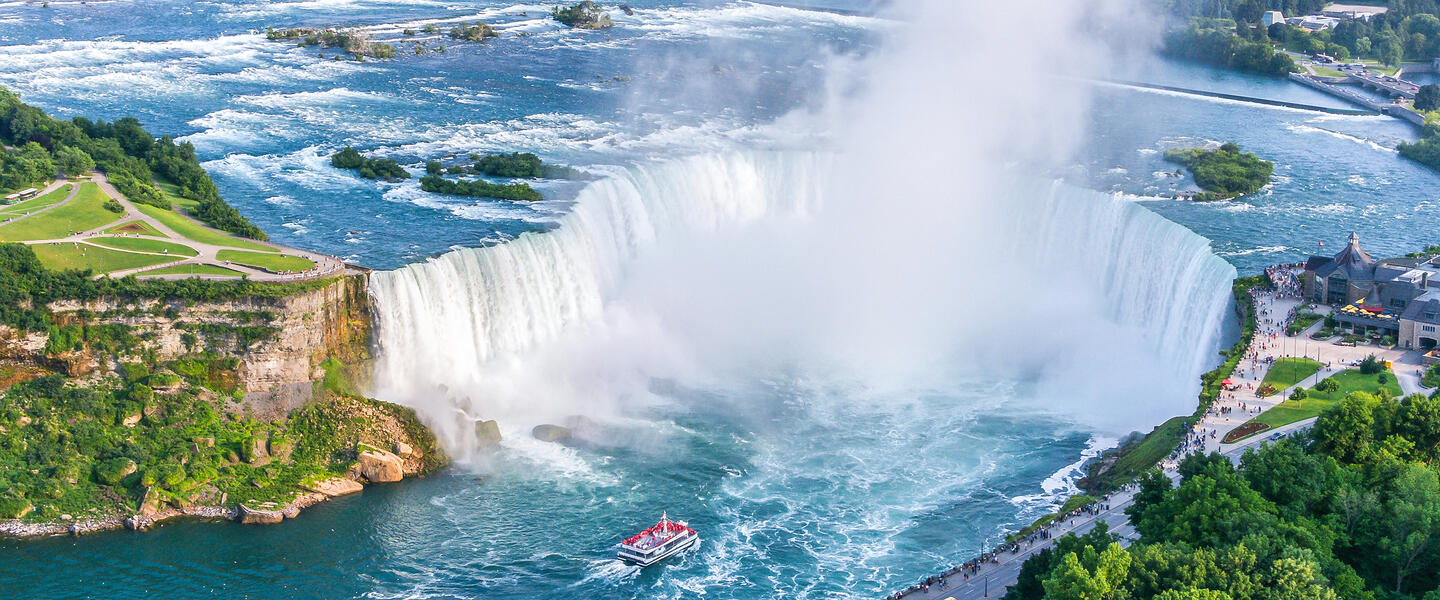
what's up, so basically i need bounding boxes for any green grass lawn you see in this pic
[30,242,183,274]
[0,183,122,242]
[88,236,199,257]
[1313,66,1346,77]
[156,180,200,212]
[217,249,315,273]
[0,184,71,217]
[135,204,275,253]
[139,263,244,277]
[1260,357,1324,390]
[103,219,166,237]
[1235,368,1404,440]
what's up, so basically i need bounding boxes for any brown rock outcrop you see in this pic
[358,449,404,483]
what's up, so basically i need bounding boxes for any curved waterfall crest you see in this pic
[368,151,1236,454]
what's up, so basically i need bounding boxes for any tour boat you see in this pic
[617,513,699,566]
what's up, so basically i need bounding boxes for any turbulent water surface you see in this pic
[0,1,1437,599]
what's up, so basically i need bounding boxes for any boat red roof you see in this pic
[621,515,695,549]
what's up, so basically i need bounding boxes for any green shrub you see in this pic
[1359,354,1384,375]
[155,463,186,488]
[0,497,32,519]
[1317,378,1341,393]
[93,457,136,486]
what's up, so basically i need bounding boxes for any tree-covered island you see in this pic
[416,152,589,202]
[1164,142,1274,201]
[330,147,409,181]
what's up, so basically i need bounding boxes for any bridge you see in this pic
[1288,73,1425,126]
[1346,70,1419,100]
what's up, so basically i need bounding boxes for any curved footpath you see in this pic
[891,267,1435,600]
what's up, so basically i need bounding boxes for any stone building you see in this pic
[1302,233,1440,351]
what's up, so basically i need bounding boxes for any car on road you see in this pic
[1268,432,1285,441]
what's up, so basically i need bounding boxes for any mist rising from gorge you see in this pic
[368,0,1234,458]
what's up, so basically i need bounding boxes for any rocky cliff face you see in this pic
[1,274,373,415]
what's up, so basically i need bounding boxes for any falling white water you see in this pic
[368,151,1235,458]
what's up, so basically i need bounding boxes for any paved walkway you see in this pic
[0,178,78,223]
[17,173,345,282]
[890,267,1434,600]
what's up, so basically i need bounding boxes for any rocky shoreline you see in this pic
[0,443,430,539]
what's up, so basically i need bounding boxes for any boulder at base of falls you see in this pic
[238,503,285,525]
[358,449,404,483]
[303,476,364,497]
[475,420,503,447]
[531,424,572,443]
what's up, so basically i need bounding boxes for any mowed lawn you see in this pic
[0,183,120,242]
[1260,357,1324,390]
[104,219,166,237]
[135,203,276,253]
[88,236,199,257]
[141,263,244,277]
[217,249,315,273]
[1237,368,1404,439]
[31,242,183,273]
[0,184,71,218]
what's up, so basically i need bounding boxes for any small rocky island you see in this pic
[553,1,614,29]
[1163,142,1274,201]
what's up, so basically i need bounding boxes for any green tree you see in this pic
[1042,543,1131,600]
[1240,437,1330,516]
[1380,463,1440,593]
[1133,462,1277,548]
[52,145,94,175]
[1314,392,1378,464]
[1417,84,1440,112]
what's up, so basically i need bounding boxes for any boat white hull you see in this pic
[618,533,699,567]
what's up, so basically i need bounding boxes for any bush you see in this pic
[1423,364,1440,389]
[93,457,136,486]
[0,497,32,519]
[1291,387,1308,401]
[1378,372,1392,384]
[1359,354,1384,375]
[1317,377,1340,393]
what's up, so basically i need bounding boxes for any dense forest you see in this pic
[1007,385,1440,600]
[0,87,265,240]
[1158,0,1440,74]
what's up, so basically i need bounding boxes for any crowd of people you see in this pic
[883,493,1120,599]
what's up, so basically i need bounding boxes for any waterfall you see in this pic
[368,151,1236,456]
